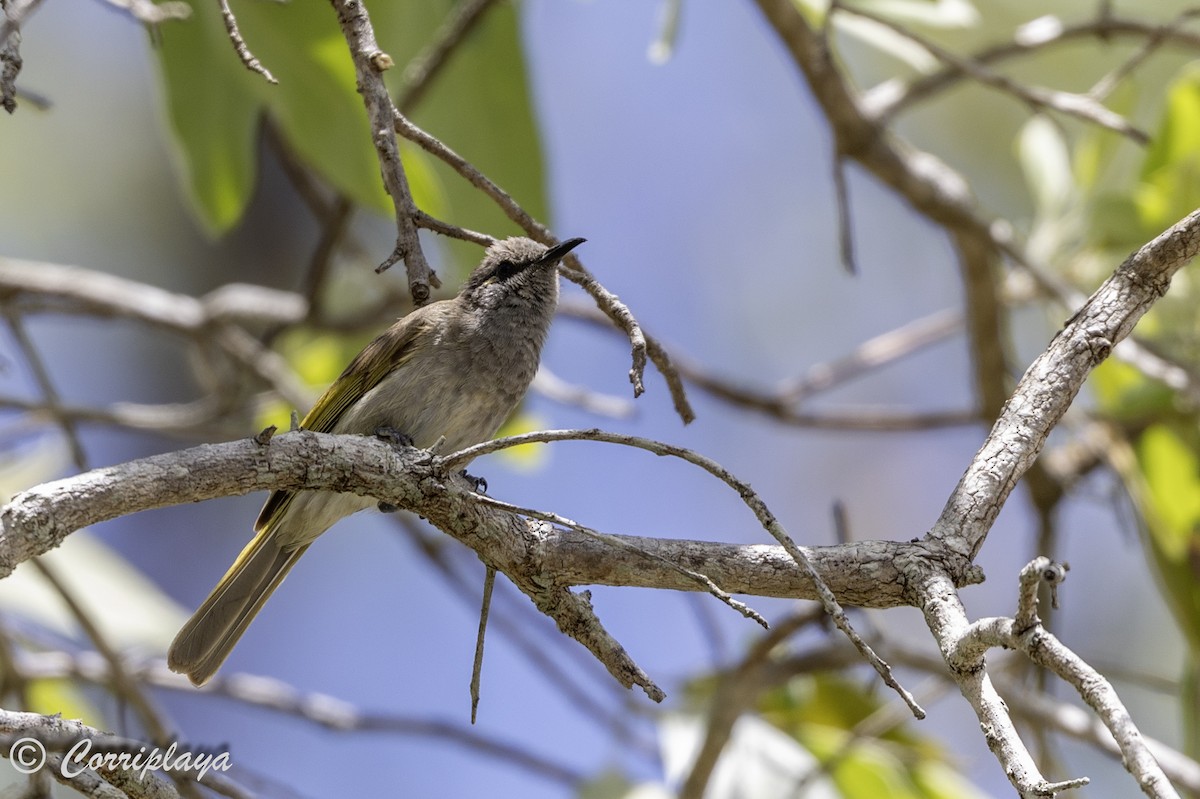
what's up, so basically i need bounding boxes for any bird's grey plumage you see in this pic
[168,236,585,685]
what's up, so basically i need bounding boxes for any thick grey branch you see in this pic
[0,433,982,700]
[0,258,307,330]
[930,208,1200,560]
[1,433,665,699]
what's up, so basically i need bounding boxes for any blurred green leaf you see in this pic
[1073,81,1137,193]
[383,0,548,274]
[1135,64,1200,235]
[154,1,265,235]
[576,770,671,799]
[27,679,102,728]
[911,759,993,799]
[755,674,985,799]
[1142,64,1200,181]
[153,0,546,281]
[1084,65,1200,253]
[1132,423,1200,654]
[1087,193,1150,252]
[1090,358,1176,426]
[255,326,363,430]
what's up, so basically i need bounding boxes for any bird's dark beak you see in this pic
[539,237,586,265]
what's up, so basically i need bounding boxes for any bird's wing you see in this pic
[255,309,438,535]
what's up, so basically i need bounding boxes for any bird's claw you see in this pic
[462,470,488,494]
[374,426,414,448]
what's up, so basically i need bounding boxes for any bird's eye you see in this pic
[494,260,516,279]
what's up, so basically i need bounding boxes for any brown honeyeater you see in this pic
[168,236,586,686]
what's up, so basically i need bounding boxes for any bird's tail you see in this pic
[168,531,308,686]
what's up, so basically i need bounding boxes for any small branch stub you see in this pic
[1016,556,1067,632]
[370,50,394,71]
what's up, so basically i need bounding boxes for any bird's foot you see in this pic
[461,470,488,494]
[374,425,414,448]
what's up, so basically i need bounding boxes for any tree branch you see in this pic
[930,208,1200,560]
[948,559,1179,799]
[0,431,986,702]
[328,0,440,302]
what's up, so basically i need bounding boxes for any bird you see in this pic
[168,236,586,686]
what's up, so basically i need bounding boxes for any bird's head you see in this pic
[460,236,585,310]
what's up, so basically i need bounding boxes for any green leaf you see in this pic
[1087,193,1150,252]
[575,770,667,799]
[756,674,986,798]
[155,1,263,235]
[1074,80,1137,193]
[1142,64,1200,181]
[152,1,547,283]
[384,1,548,274]
[1135,64,1200,234]
[1090,358,1175,425]
[1133,423,1200,653]
[911,759,992,799]
[255,327,362,430]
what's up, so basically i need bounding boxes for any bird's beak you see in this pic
[539,237,587,265]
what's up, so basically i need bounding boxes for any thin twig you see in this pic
[0,0,44,114]
[412,210,495,247]
[391,515,650,750]
[216,0,276,84]
[470,565,495,724]
[832,154,857,274]
[441,428,924,718]
[560,298,975,428]
[301,195,354,317]
[397,0,501,115]
[330,0,440,302]
[392,112,694,420]
[950,559,1180,799]
[995,676,1200,795]
[1088,9,1200,100]
[531,368,635,419]
[1,305,87,469]
[17,651,586,786]
[679,608,828,799]
[863,15,1200,122]
[647,0,682,64]
[28,560,207,799]
[844,4,1148,143]
[930,208,1200,560]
